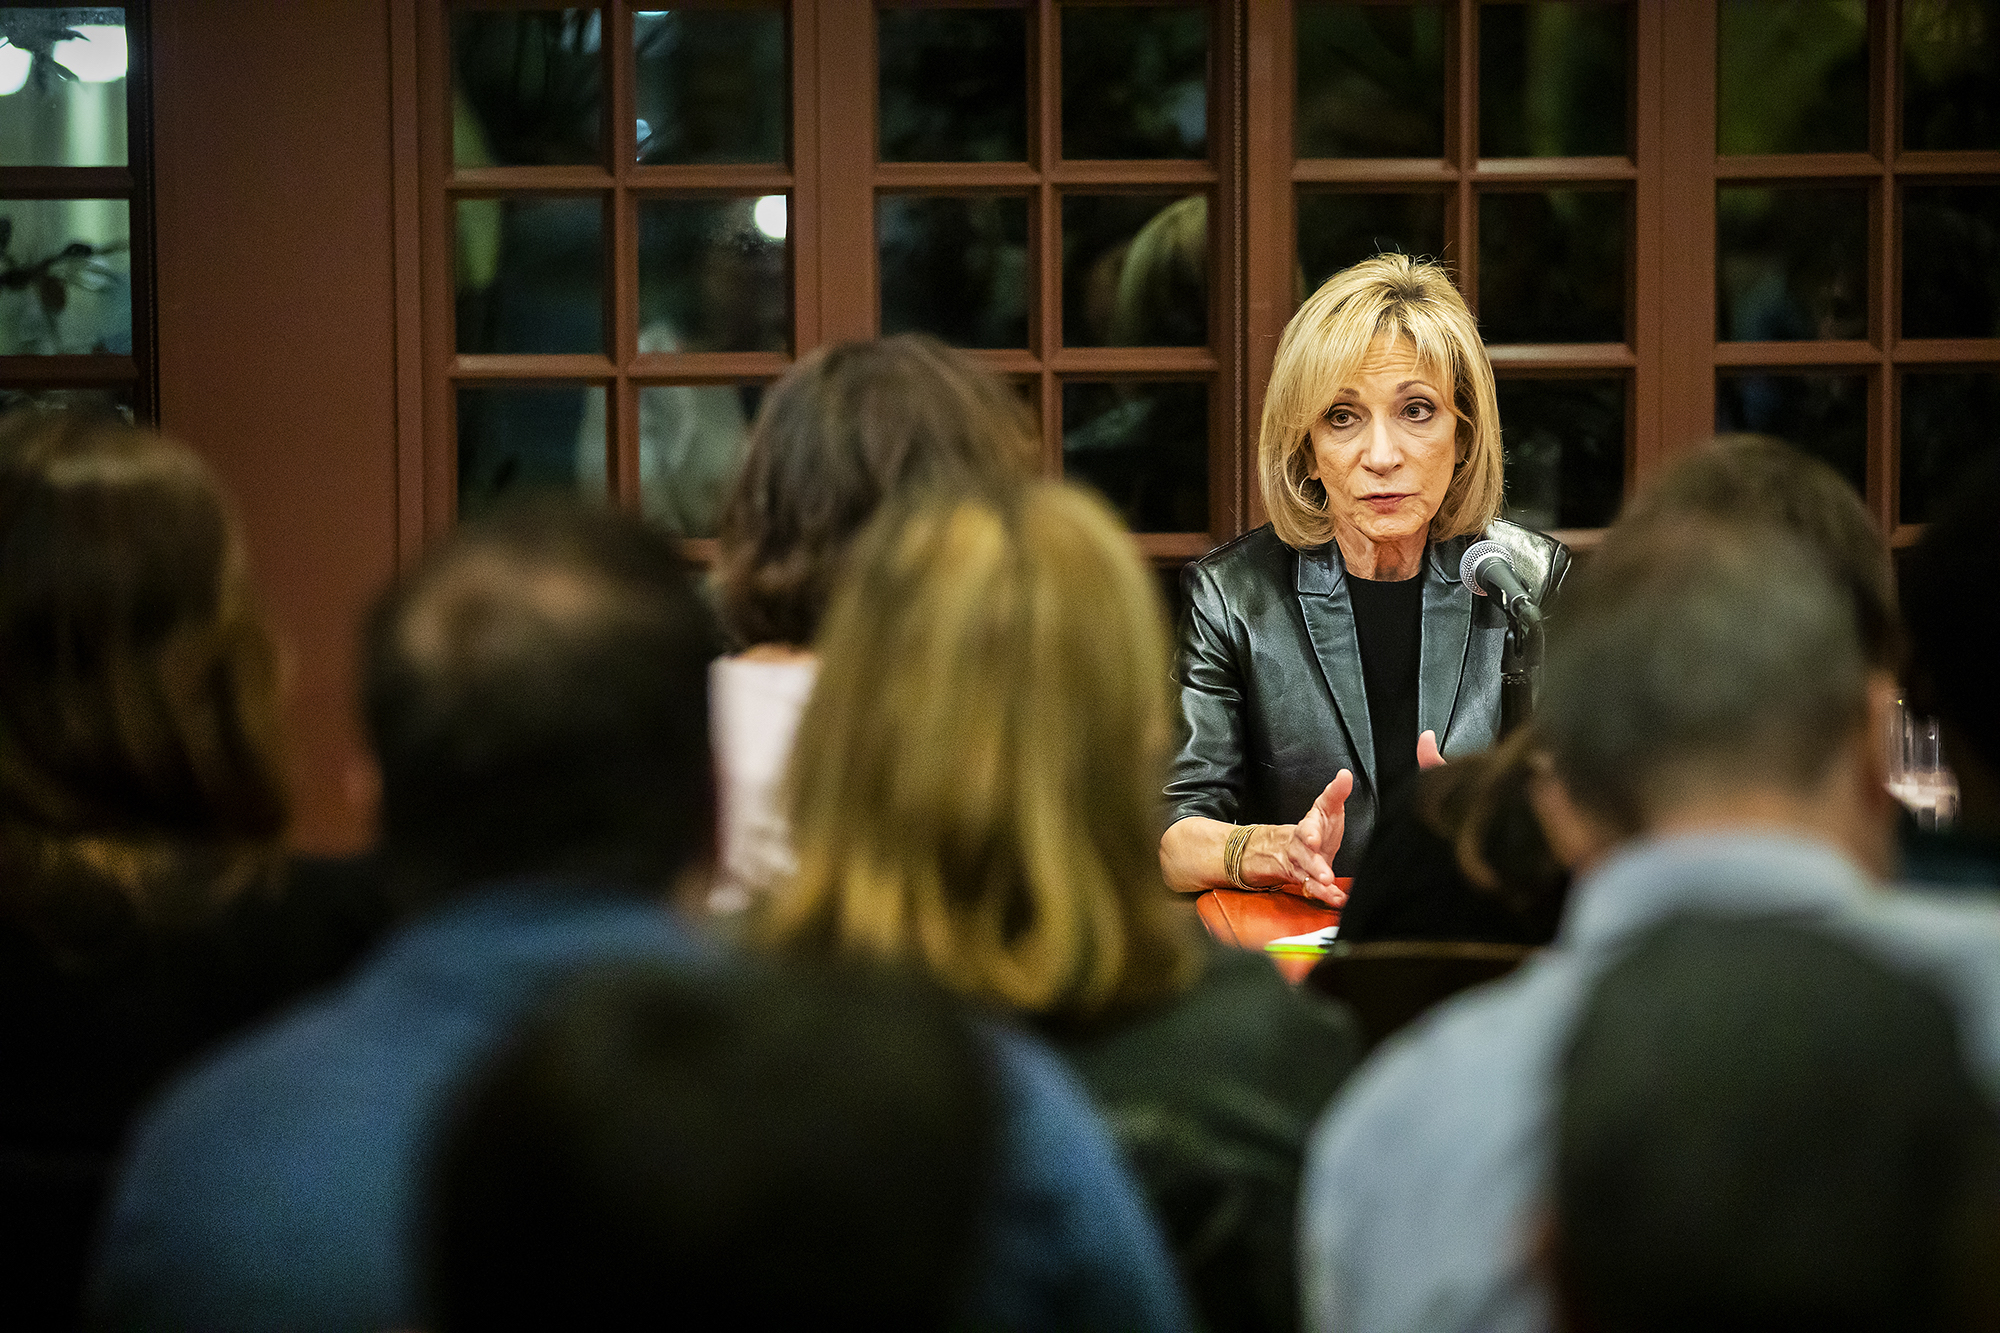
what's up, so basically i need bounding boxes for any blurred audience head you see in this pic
[714,333,1039,649]
[1259,251,1503,550]
[429,961,996,1330]
[1617,433,1899,670]
[363,500,722,896]
[760,480,1200,1028]
[1551,913,2000,1333]
[0,406,287,936]
[1904,454,2000,829]
[1425,722,1569,914]
[1537,516,1883,862]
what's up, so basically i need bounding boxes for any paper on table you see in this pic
[1265,924,1340,953]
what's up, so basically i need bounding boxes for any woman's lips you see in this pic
[1361,493,1413,512]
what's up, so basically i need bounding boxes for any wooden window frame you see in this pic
[413,0,1246,565]
[0,0,157,417]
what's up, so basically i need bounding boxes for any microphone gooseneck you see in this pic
[1460,539,1544,738]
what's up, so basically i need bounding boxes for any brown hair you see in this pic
[757,481,1201,1028]
[1258,253,1504,550]
[0,409,288,939]
[713,334,1039,648]
[1615,433,1900,671]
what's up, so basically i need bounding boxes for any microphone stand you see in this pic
[1498,597,1544,740]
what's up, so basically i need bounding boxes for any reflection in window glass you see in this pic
[452,9,603,167]
[637,196,789,354]
[1477,190,1625,344]
[1062,195,1206,348]
[1495,377,1625,531]
[572,378,761,537]
[459,383,608,521]
[1901,371,2000,524]
[0,384,132,419]
[1717,0,1867,155]
[1902,185,2000,340]
[1903,0,1999,151]
[1296,3,1445,158]
[1715,372,1867,495]
[878,195,1029,349]
[1717,186,1867,341]
[0,8,128,166]
[879,8,1026,162]
[1296,191,1448,300]
[1063,380,1208,533]
[1479,1,1627,158]
[455,197,605,355]
[1062,6,1207,160]
[633,8,784,165]
[0,198,130,355]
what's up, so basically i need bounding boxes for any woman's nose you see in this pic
[1360,417,1401,472]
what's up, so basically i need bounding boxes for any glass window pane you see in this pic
[1716,186,1867,342]
[1296,190,1448,301]
[1477,189,1625,344]
[0,8,128,166]
[458,383,608,520]
[879,8,1026,163]
[1479,1,1628,158]
[1903,0,2000,151]
[1061,5,1207,160]
[452,9,603,168]
[1903,184,2000,340]
[0,198,129,354]
[1715,371,1868,495]
[1063,194,1206,348]
[573,380,760,538]
[633,8,784,165]
[1496,377,1626,530]
[1296,2,1446,159]
[455,197,604,355]
[1062,379,1208,532]
[637,196,789,354]
[1901,370,2000,524]
[878,194,1029,349]
[1717,0,1867,155]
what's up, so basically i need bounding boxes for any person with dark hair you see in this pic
[1550,914,2000,1333]
[0,407,393,1328]
[87,502,724,1333]
[429,962,1000,1330]
[706,334,1037,909]
[1901,454,2000,889]
[1335,432,1893,947]
[1300,509,2000,1333]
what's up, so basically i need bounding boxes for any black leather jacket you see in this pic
[1165,521,1569,876]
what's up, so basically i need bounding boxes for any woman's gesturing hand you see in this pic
[1283,770,1354,905]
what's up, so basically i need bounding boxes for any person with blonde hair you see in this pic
[763,480,1361,1332]
[1161,253,1568,904]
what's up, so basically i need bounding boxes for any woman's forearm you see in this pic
[1160,816,1296,893]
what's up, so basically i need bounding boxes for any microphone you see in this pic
[1459,539,1540,620]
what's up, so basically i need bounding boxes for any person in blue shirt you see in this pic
[89,500,1189,1333]
[1301,508,2000,1333]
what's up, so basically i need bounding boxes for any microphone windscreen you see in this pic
[1459,539,1514,595]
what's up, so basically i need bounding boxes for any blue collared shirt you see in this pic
[1300,831,2000,1333]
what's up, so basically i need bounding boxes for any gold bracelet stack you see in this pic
[1222,823,1259,890]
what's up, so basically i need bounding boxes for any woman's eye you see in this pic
[1403,399,1436,421]
[1326,407,1358,428]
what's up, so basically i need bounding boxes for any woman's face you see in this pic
[1306,337,1459,556]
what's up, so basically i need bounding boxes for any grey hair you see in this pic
[1538,518,1868,833]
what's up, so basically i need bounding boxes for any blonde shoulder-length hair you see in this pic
[1258,253,1504,551]
[757,480,1201,1027]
